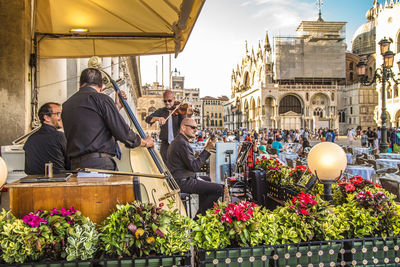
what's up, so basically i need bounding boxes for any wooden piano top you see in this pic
[6,175,134,188]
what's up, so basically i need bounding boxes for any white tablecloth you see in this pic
[353,147,371,155]
[346,165,376,181]
[278,153,298,165]
[378,153,400,160]
[376,158,400,169]
[346,153,353,164]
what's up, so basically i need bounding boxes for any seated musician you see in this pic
[145,90,193,163]
[24,102,69,175]
[62,68,154,170]
[167,118,223,217]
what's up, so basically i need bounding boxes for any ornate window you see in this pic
[313,107,323,118]
[279,95,302,114]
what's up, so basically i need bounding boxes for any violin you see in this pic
[170,101,200,116]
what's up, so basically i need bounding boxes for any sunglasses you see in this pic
[185,125,197,130]
[163,99,173,103]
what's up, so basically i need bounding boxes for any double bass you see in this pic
[99,70,186,215]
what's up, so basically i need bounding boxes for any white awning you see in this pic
[35,0,205,58]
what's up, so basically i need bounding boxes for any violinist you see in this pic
[145,90,193,162]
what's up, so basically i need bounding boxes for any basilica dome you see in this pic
[351,8,376,56]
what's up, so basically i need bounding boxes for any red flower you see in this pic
[299,208,309,215]
[345,183,356,192]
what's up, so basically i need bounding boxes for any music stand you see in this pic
[234,141,253,200]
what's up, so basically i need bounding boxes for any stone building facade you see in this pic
[372,0,400,127]
[225,18,348,132]
[201,96,228,130]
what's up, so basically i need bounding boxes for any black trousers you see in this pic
[71,157,117,171]
[178,176,224,217]
[160,141,169,163]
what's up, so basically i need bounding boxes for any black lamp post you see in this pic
[356,38,400,153]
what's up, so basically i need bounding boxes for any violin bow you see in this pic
[164,96,188,122]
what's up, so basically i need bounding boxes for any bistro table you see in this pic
[376,158,400,169]
[346,165,376,181]
[353,147,371,155]
[378,153,400,160]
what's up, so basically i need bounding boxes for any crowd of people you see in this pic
[21,67,400,219]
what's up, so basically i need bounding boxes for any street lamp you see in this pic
[356,38,400,153]
[307,142,347,201]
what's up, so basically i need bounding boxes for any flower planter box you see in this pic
[0,254,190,267]
[97,255,190,267]
[272,242,342,266]
[198,246,274,267]
[266,182,285,200]
[0,261,91,267]
[347,237,399,266]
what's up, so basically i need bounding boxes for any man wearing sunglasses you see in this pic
[24,102,69,175]
[145,90,192,162]
[167,118,223,217]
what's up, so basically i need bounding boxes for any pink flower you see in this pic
[69,206,77,214]
[60,208,71,216]
[50,208,59,215]
[23,212,47,227]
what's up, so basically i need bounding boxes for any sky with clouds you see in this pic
[140,0,374,98]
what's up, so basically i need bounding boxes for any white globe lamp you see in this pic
[307,142,347,201]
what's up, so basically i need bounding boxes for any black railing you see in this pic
[198,236,400,267]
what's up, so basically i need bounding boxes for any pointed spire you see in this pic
[257,41,262,57]
[316,0,324,21]
[245,40,249,56]
[251,47,255,59]
[264,31,271,52]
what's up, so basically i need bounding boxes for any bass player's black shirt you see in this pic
[61,86,141,159]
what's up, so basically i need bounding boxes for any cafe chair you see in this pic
[379,176,400,202]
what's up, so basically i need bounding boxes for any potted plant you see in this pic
[0,207,97,266]
[99,201,191,267]
[272,193,346,266]
[193,201,277,267]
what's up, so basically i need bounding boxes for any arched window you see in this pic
[150,100,155,105]
[350,72,354,81]
[148,107,156,113]
[349,62,354,70]
[279,95,302,114]
[313,107,323,118]
[211,120,214,126]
